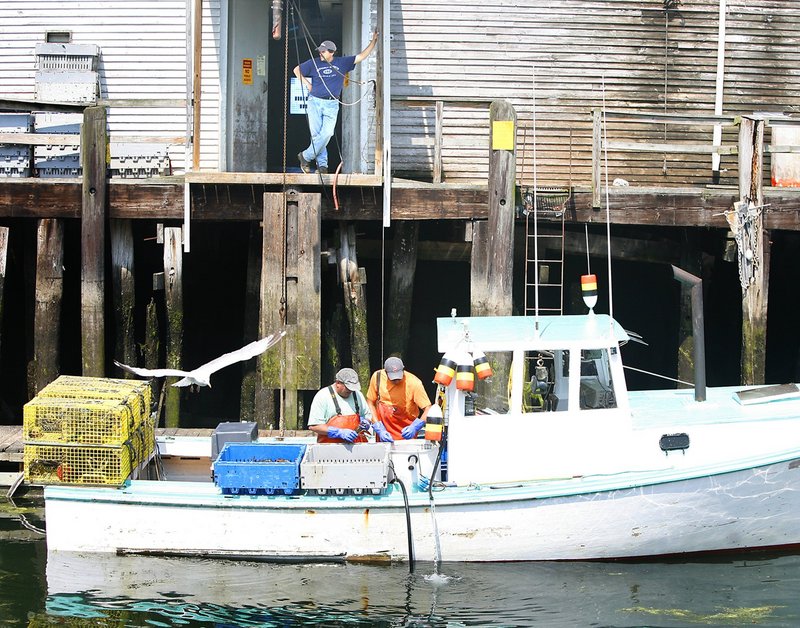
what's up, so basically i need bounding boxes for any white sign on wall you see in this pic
[290,77,310,115]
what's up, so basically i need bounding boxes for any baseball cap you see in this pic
[384,357,404,381]
[318,40,337,53]
[335,367,360,392]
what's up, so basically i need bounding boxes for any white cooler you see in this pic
[388,440,441,491]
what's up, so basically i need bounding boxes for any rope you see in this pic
[278,4,290,434]
[623,364,693,387]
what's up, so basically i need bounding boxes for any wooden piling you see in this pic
[33,219,64,394]
[163,227,183,427]
[385,220,418,361]
[338,224,370,385]
[110,219,136,372]
[81,105,107,376]
[738,116,769,385]
[471,100,516,410]
[241,222,264,424]
[261,190,321,430]
[0,227,7,362]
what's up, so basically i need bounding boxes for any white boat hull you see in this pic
[45,452,800,562]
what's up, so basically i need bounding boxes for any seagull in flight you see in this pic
[114,331,286,388]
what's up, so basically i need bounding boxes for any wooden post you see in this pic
[163,227,183,427]
[33,219,64,394]
[592,109,602,209]
[110,219,136,372]
[433,101,443,183]
[338,224,370,386]
[0,227,7,362]
[471,100,516,410]
[260,191,321,430]
[677,230,702,389]
[81,105,107,376]
[738,116,768,385]
[385,220,418,361]
[239,222,264,430]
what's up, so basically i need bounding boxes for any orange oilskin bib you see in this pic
[375,402,415,440]
[317,386,368,444]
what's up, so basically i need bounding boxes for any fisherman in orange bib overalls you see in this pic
[308,368,372,443]
[366,357,433,442]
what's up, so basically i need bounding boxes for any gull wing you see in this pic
[114,361,191,379]
[192,331,287,377]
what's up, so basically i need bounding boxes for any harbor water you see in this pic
[2,495,800,627]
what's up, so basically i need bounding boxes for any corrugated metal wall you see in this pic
[390,0,800,186]
[0,0,222,173]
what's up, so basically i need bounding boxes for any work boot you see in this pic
[318,166,328,175]
[298,152,311,174]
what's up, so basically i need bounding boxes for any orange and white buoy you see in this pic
[424,403,444,441]
[455,354,475,391]
[581,274,598,312]
[433,352,458,386]
[472,349,493,380]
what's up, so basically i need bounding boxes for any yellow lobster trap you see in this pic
[37,375,152,421]
[24,396,142,445]
[24,416,155,486]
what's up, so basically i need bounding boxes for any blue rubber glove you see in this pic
[358,416,371,432]
[327,426,357,442]
[373,421,394,442]
[401,418,426,440]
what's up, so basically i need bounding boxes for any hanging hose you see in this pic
[390,465,414,573]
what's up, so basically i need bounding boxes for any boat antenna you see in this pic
[532,65,540,333]
[584,224,591,274]
[602,76,614,326]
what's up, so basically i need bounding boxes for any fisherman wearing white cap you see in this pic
[308,367,372,443]
[293,31,378,174]
[366,357,432,442]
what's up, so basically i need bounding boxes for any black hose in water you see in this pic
[391,471,414,573]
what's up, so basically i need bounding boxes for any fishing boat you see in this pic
[43,267,800,562]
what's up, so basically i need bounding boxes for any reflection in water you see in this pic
[44,552,800,626]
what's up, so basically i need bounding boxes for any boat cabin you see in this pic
[437,313,633,485]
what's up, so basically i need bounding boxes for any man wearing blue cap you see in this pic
[293,32,378,174]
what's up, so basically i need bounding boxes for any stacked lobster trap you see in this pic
[23,376,154,486]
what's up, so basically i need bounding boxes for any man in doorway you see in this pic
[308,367,372,443]
[293,32,379,174]
[366,357,432,442]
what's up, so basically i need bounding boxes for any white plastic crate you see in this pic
[300,442,390,495]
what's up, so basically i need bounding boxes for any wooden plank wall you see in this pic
[0,0,222,172]
[390,0,800,187]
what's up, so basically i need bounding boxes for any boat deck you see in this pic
[0,426,313,487]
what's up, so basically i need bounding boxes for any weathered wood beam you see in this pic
[0,227,7,362]
[260,191,321,430]
[111,220,136,372]
[385,221,418,361]
[241,222,264,425]
[80,106,107,377]
[739,117,769,386]
[33,219,64,394]
[163,227,183,427]
[338,225,370,386]
[472,100,516,411]
[2,178,800,230]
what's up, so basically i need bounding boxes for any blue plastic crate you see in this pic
[213,443,306,495]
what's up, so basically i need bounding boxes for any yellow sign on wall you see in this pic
[492,120,514,151]
[242,58,253,85]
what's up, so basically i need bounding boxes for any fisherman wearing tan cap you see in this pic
[366,357,432,442]
[308,367,372,443]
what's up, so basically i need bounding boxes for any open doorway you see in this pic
[225,0,372,174]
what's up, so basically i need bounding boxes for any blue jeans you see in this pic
[301,96,339,169]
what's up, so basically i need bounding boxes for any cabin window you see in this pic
[579,349,617,409]
[471,351,511,414]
